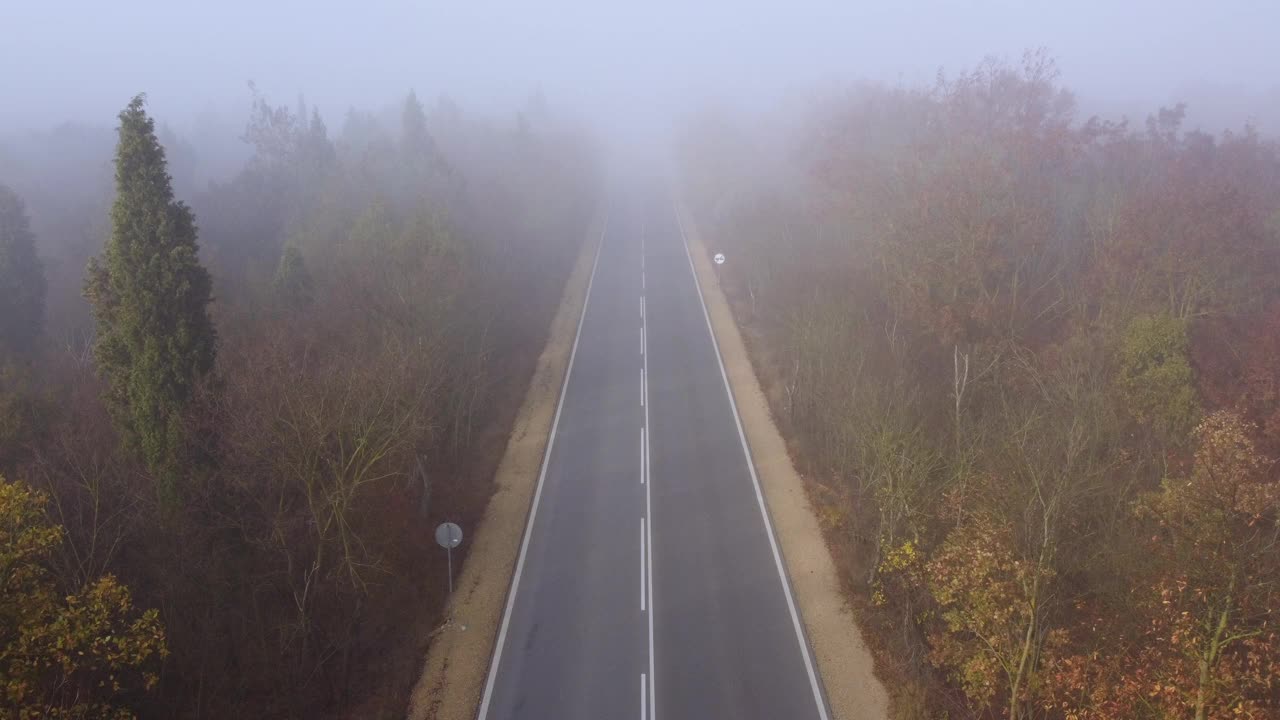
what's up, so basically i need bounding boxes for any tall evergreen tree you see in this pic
[272,244,313,309]
[401,90,432,158]
[85,96,216,490]
[0,184,46,355]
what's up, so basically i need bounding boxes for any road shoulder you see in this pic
[405,217,603,720]
[677,201,890,720]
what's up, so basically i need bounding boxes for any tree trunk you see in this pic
[1008,609,1036,720]
[1196,602,1232,720]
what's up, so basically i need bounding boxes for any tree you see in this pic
[0,475,167,718]
[397,90,452,209]
[1116,313,1199,448]
[1044,412,1280,718]
[1142,412,1279,719]
[272,244,313,309]
[0,184,46,355]
[401,90,433,159]
[84,95,217,491]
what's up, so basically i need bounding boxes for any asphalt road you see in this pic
[477,191,829,720]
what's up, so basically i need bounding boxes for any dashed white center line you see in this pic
[641,673,647,720]
[640,367,645,407]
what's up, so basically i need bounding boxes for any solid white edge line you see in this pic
[673,201,832,720]
[476,217,607,720]
[645,470,655,720]
[641,518,647,611]
[642,266,655,720]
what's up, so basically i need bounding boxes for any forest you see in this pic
[0,89,597,717]
[4,35,1280,720]
[680,52,1280,719]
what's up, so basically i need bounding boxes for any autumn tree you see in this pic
[1141,412,1278,718]
[925,510,1056,716]
[678,50,1280,718]
[84,95,217,491]
[0,475,167,718]
[1116,313,1200,450]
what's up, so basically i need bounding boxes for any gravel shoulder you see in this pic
[405,219,602,720]
[677,202,891,720]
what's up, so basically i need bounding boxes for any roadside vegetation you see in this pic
[680,51,1280,719]
[0,90,596,717]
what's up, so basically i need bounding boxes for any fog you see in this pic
[6,2,1280,718]
[5,0,1279,152]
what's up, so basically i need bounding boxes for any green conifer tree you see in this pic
[272,244,313,309]
[0,184,46,355]
[85,96,216,492]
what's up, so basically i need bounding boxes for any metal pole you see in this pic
[447,545,454,596]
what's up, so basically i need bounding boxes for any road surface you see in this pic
[477,190,829,720]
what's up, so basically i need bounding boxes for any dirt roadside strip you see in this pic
[405,216,602,720]
[677,201,891,720]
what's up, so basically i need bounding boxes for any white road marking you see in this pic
[641,673,647,720]
[640,518,647,611]
[640,427,646,485]
[674,202,831,720]
[641,367,645,407]
[642,287,655,720]
[476,220,607,720]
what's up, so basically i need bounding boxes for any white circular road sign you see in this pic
[713,253,726,265]
[435,522,463,549]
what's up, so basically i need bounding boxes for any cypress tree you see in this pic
[0,184,46,355]
[85,95,216,490]
[272,244,313,309]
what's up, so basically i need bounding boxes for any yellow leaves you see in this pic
[1,474,166,717]
[0,477,64,574]
[872,538,922,607]
[924,512,1055,712]
[882,539,920,572]
[816,502,846,533]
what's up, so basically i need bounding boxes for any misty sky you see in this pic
[3,0,1279,136]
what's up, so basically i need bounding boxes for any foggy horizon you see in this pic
[5,0,1280,144]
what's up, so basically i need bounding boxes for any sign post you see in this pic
[713,252,725,285]
[434,522,463,596]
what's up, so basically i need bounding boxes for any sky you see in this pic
[2,0,1279,138]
